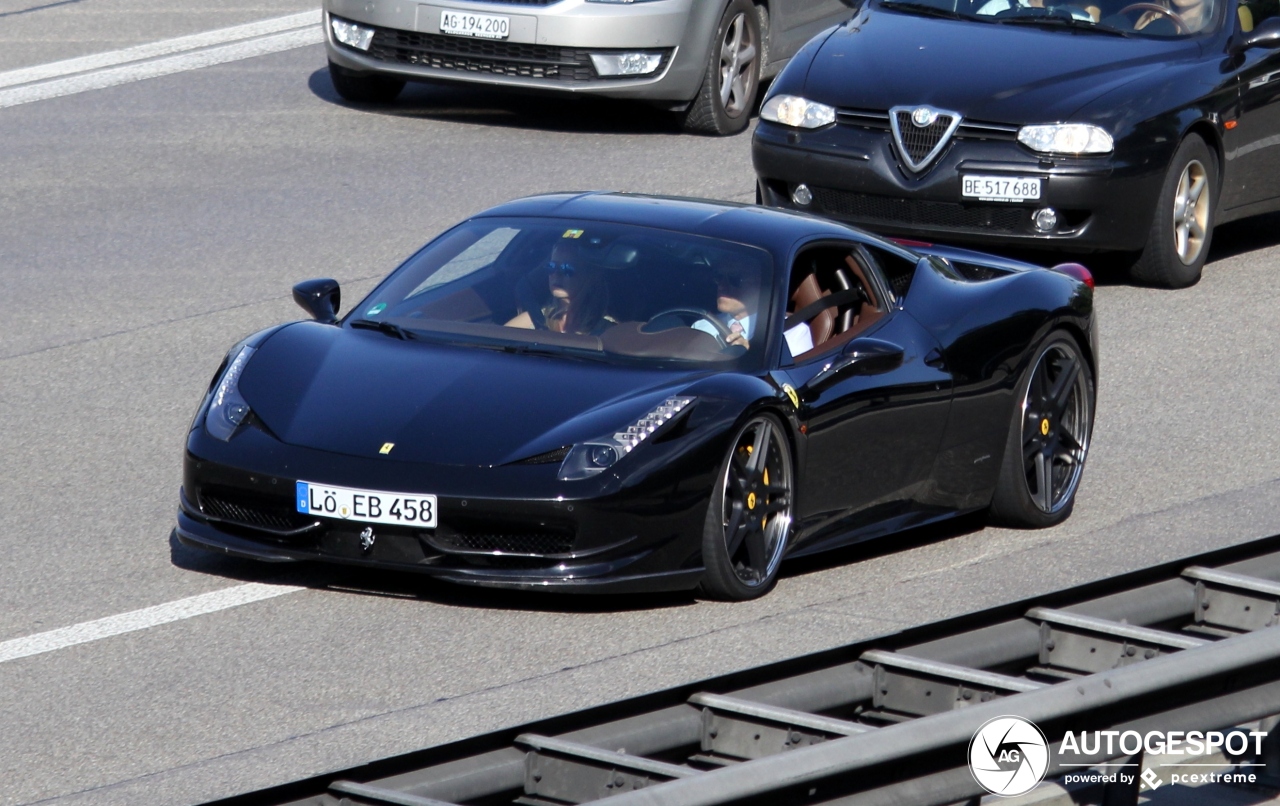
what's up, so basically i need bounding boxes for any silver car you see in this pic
[324,0,852,135]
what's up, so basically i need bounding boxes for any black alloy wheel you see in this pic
[683,0,762,136]
[1130,133,1217,288]
[329,61,406,104]
[699,413,794,600]
[989,334,1094,528]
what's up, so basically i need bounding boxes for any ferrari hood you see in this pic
[804,10,1195,123]
[238,322,702,467]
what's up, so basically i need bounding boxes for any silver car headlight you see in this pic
[331,16,375,51]
[205,345,256,441]
[760,95,836,129]
[1017,124,1113,155]
[558,396,695,481]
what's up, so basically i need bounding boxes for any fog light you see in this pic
[792,184,813,206]
[1032,207,1058,232]
[589,52,663,76]
[331,16,375,51]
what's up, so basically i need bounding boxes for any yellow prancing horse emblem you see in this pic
[782,383,800,408]
[1040,419,1050,436]
[747,492,757,510]
[379,442,395,454]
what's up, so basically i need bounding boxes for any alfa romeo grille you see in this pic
[811,188,1025,233]
[893,112,955,163]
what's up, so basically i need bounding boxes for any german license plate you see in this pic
[439,9,510,39]
[296,481,437,528]
[961,175,1042,203]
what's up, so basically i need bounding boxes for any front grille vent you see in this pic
[511,446,572,465]
[200,489,316,534]
[429,531,576,556]
[891,109,959,171]
[811,188,1026,234]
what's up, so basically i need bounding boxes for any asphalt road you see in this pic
[2,7,1280,806]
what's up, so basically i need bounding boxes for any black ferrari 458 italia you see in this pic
[178,193,1097,600]
[752,0,1280,288]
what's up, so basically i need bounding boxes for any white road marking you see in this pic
[0,10,323,109]
[0,583,303,664]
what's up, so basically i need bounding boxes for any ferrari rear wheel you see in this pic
[699,413,793,600]
[988,333,1094,528]
[1130,134,1216,288]
[329,61,405,104]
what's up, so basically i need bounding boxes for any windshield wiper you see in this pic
[350,319,418,340]
[879,2,972,21]
[995,14,1131,35]
[501,343,612,363]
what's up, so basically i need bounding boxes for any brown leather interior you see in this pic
[790,274,837,346]
[788,250,888,364]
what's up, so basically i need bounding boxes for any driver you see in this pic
[693,256,814,355]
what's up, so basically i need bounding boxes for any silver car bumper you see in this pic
[323,0,711,101]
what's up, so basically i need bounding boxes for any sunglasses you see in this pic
[546,261,577,276]
[714,272,750,289]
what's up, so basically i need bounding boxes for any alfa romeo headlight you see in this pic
[558,396,695,481]
[1017,124,1113,155]
[205,345,256,441]
[760,95,836,129]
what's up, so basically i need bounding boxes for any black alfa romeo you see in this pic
[752,0,1280,287]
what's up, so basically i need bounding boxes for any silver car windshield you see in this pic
[878,0,1221,37]
[352,217,775,366]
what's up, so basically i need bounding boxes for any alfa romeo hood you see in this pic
[238,322,699,467]
[805,10,1194,123]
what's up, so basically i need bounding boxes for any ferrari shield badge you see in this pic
[379,442,395,454]
[782,383,800,409]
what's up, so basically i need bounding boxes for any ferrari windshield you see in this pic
[352,217,776,366]
[878,0,1222,36]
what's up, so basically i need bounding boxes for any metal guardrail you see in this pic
[210,535,1280,806]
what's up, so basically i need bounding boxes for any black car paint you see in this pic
[752,0,1280,251]
[177,194,1095,593]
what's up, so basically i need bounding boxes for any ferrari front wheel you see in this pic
[988,333,1094,529]
[699,413,794,600]
[1130,134,1216,288]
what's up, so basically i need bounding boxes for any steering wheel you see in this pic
[1117,2,1190,32]
[645,308,732,348]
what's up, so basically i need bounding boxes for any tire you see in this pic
[1129,134,1216,288]
[329,60,405,104]
[699,413,794,600]
[682,0,762,136]
[988,333,1095,529]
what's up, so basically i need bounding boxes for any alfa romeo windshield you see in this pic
[351,218,776,366]
[878,0,1221,36]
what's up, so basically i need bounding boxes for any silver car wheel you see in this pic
[1172,158,1209,266]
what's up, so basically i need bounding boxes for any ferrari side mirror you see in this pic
[1239,17,1280,51]
[802,338,905,398]
[292,278,341,324]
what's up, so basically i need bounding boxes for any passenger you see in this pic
[1134,0,1213,31]
[506,240,613,335]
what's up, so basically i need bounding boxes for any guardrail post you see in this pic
[1100,753,1143,806]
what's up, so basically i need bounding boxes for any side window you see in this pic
[784,243,890,363]
[862,243,917,300]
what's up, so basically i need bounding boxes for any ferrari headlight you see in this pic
[558,396,695,481]
[760,95,836,129]
[1017,124,1113,155]
[205,345,256,441]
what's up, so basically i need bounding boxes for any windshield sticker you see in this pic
[562,229,584,239]
[365,302,387,316]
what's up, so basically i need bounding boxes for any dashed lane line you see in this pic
[0,583,304,663]
[0,10,323,109]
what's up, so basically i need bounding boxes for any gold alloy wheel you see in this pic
[1172,158,1209,265]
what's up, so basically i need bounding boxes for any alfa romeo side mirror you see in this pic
[292,278,341,324]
